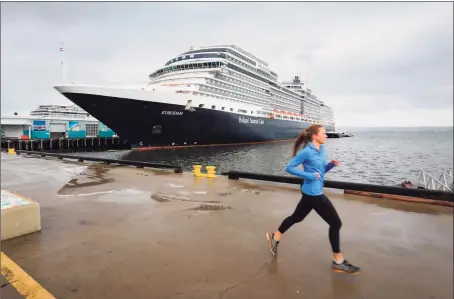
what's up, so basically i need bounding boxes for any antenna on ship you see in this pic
[60,41,65,84]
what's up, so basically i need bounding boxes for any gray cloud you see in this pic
[1,2,452,126]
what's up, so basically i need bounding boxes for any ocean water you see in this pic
[75,127,453,186]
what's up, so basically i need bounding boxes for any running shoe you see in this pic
[332,260,360,274]
[266,232,279,256]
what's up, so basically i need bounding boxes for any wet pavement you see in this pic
[1,274,23,299]
[1,153,453,299]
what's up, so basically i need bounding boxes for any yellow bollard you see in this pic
[7,148,16,155]
[192,165,203,177]
[205,166,217,178]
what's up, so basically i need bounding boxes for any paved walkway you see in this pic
[1,153,453,299]
[1,274,23,299]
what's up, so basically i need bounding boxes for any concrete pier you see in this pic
[1,153,453,299]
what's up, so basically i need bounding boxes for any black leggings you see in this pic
[278,193,343,253]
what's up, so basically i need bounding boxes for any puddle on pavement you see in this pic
[233,181,293,193]
[151,192,222,205]
[190,203,231,211]
[218,191,233,196]
[135,169,174,176]
[151,193,172,203]
[149,169,174,175]
[93,189,150,204]
[57,164,115,195]
[56,188,150,205]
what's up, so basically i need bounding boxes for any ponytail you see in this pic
[292,131,309,157]
[292,124,324,157]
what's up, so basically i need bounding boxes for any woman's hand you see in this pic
[314,172,321,179]
[332,160,340,167]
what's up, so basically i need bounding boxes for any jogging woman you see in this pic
[266,124,360,274]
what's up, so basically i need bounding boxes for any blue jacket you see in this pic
[285,142,335,196]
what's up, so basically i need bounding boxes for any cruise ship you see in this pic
[30,104,94,119]
[54,45,335,148]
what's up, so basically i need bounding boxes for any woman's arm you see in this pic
[325,161,335,173]
[325,160,339,173]
[285,150,317,180]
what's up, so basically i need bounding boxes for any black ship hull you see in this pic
[61,93,335,149]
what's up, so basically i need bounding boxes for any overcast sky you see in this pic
[1,2,453,127]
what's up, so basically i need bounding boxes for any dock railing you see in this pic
[222,170,454,202]
[417,168,453,192]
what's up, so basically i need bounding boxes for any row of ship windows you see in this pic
[194,102,317,122]
[212,75,265,94]
[191,92,269,111]
[196,88,269,105]
[166,51,253,67]
[304,110,320,116]
[223,49,256,66]
[271,82,305,99]
[271,94,300,108]
[211,74,308,111]
[304,103,320,111]
[224,53,278,81]
[150,62,221,79]
[226,61,274,86]
[271,106,318,119]
[206,80,267,100]
[196,103,265,115]
[257,69,271,79]
[183,48,257,66]
[225,70,268,89]
[212,72,303,108]
[271,87,303,103]
[303,104,319,110]
[271,104,300,115]
[225,54,257,71]
[273,99,299,111]
[274,85,303,98]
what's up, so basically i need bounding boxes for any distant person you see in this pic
[266,124,360,274]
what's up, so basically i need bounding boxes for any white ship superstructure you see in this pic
[147,45,335,127]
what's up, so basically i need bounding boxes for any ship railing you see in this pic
[418,168,453,191]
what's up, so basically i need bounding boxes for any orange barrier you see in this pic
[344,190,454,207]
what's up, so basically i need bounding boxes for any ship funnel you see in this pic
[293,76,301,84]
